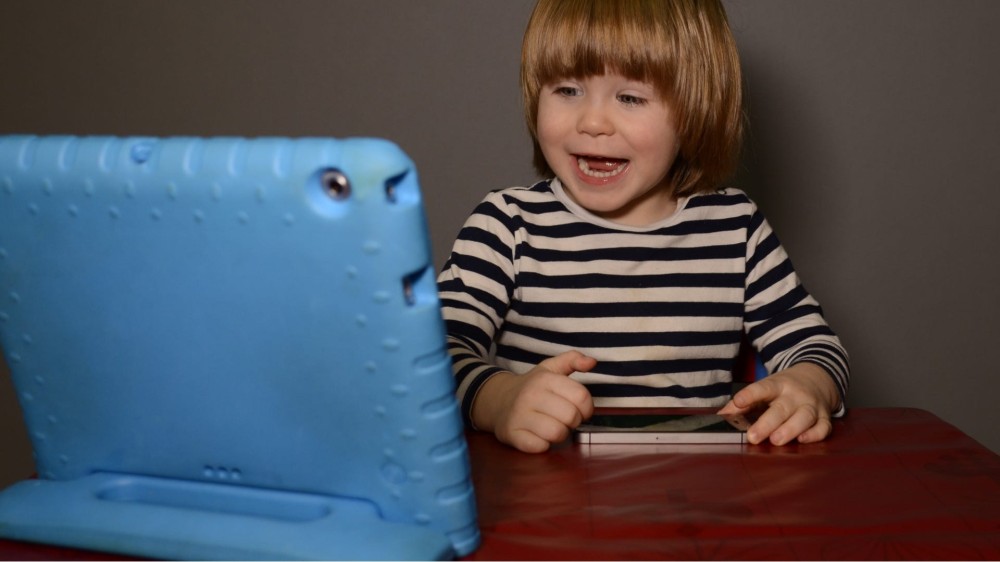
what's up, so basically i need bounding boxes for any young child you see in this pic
[437,0,849,453]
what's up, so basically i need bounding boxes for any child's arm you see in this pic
[471,350,597,453]
[439,189,597,452]
[734,199,850,444]
[718,362,840,445]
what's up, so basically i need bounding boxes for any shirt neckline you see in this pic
[548,177,692,232]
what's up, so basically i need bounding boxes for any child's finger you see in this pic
[744,398,794,444]
[542,392,589,428]
[527,411,576,444]
[534,351,596,420]
[537,350,597,377]
[763,405,818,445]
[505,408,578,452]
[731,376,780,411]
[796,416,833,444]
[717,399,747,415]
[507,428,553,453]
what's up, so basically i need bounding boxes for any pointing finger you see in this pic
[538,350,597,377]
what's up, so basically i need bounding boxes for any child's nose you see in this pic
[577,102,614,137]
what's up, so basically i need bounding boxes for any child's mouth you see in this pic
[576,155,629,178]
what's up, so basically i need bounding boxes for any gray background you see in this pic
[1,0,998,488]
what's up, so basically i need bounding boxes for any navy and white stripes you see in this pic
[438,179,849,425]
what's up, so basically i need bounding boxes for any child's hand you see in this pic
[718,362,840,446]
[472,351,597,453]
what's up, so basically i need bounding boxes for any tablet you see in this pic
[575,412,751,444]
[0,134,479,560]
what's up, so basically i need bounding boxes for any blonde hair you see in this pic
[521,0,744,196]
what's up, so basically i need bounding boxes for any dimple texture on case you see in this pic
[0,135,479,559]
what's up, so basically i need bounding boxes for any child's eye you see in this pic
[618,94,646,107]
[553,85,581,97]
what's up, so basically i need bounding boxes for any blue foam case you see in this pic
[0,135,479,559]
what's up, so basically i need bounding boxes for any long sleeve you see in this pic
[742,204,850,412]
[437,191,519,425]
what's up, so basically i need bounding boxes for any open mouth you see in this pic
[576,155,629,179]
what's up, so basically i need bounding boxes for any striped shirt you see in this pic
[437,179,849,425]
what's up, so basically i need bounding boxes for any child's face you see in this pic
[536,73,680,226]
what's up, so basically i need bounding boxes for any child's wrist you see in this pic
[470,370,517,432]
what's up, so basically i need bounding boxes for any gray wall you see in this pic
[1,1,998,487]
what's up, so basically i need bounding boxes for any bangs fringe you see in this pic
[527,1,675,96]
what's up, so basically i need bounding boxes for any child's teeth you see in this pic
[578,157,627,178]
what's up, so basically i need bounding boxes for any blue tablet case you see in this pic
[0,135,479,559]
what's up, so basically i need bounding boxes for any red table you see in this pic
[1,408,998,560]
[464,408,1000,560]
